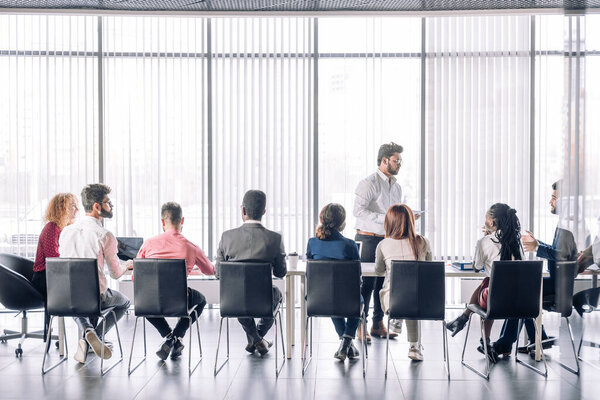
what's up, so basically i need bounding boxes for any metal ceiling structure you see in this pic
[0,0,599,13]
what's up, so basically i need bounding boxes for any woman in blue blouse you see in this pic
[306,203,361,361]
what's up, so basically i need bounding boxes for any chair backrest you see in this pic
[45,258,101,317]
[553,261,578,317]
[133,258,188,317]
[0,264,44,310]
[388,261,446,320]
[219,262,273,318]
[305,260,362,318]
[486,260,543,320]
[0,253,35,281]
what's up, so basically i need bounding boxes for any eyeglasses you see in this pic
[389,157,402,165]
[102,199,114,208]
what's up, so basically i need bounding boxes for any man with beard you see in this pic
[353,142,408,342]
[59,183,132,364]
[492,180,577,357]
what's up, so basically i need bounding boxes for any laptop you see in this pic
[116,237,143,261]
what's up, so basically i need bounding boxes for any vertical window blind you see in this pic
[425,15,532,261]
[0,15,98,258]
[211,17,314,256]
[102,16,210,251]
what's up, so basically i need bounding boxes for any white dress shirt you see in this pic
[58,215,130,294]
[353,169,404,235]
[472,233,524,277]
[593,236,600,265]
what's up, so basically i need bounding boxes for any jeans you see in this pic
[73,288,130,339]
[238,286,283,343]
[355,233,385,324]
[147,288,207,338]
[331,317,361,339]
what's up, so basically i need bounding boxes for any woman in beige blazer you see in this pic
[375,204,432,361]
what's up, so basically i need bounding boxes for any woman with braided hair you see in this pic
[306,203,361,361]
[445,203,524,363]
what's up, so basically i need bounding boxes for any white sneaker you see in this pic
[408,344,424,361]
[390,319,403,334]
[85,329,112,359]
[87,340,113,354]
[74,339,88,364]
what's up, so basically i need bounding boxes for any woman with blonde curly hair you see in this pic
[31,193,79,298]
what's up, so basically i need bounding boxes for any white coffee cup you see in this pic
[287,253,299,270]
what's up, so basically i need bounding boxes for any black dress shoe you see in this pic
[446,314,469,337]
[170,338,185,360]
[254,339,272,356]
[245,342,256,354]
[476,338,499,364]
[156,334,176,361]
[347,341,360,360]
[519,336,556,353]
[334,337,352,361]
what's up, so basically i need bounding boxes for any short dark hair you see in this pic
[377,142,404,166]
[81,183,111,212]
[161,202,183,225]
[242,190,267,220]
[552,180,562,191]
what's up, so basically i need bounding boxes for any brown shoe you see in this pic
[371,321,398,339]
[357,324,371,343]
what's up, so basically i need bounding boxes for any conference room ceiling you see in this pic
[1,0,600,13]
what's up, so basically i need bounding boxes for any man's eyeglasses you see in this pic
[102,200,114,208]
[388,158,402,165]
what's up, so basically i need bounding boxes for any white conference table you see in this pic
[284,261,600,361]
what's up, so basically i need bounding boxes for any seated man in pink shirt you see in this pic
[136,202,215,361]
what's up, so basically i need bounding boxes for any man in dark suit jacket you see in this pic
[494,181,577,356]
[215,190,287,356]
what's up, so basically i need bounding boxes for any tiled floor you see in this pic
[0,308,599,400]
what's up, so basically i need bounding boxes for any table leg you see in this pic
[286,275,293,359]
[593,274,597,289]
[58,317,65,356]
[300,274,306,354]
[535,278,543,362]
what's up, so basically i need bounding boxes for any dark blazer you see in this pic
[215,222,287,279]
[306,230,360,261]
[537,227,577,292]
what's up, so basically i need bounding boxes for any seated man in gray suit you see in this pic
[215,190,287,356]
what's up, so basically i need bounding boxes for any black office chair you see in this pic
[386,261,449,379]
[42,258,124,375]
[302,260,367,377]
[128,259,202,376]
[214,262,285,377]
[0,253,57,357]
[540,261,579,374]
[573,285,600,368]
[461,260,546,379]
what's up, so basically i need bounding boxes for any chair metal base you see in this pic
[41,316,68,374]
[577,315,600,371]
[303,313,368,378]
[215,305,286,377]
[42,310,125,376]
[1,310,58,357]
[128,311,203,376]
[514,319,548,378]
[460,314,548,380]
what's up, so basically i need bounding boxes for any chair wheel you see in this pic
[15,348,23,357]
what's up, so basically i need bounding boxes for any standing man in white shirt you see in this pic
[59,183,132,364]
[353,142,406,342]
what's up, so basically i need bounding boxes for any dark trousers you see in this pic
[493,275,552,353]
[355,233,385,324]
[31,270,50,341]
[147,288,206,339]
[238,286,282,343]
[74,288,130,339]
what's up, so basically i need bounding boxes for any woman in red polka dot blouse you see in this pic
[31,193,79,298]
